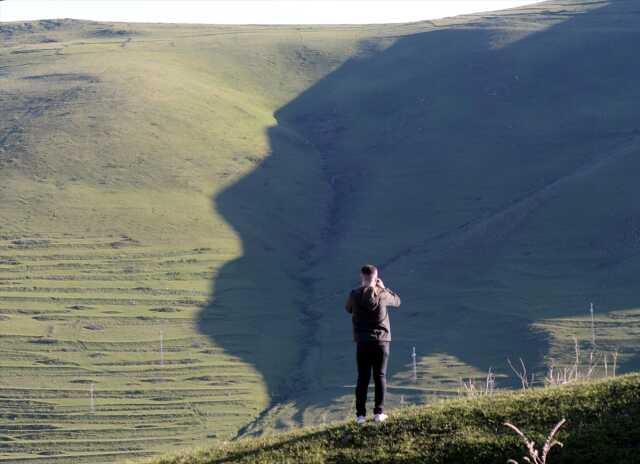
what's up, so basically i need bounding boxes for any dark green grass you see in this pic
[147,374,640,464]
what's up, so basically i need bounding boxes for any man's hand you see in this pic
[376,278,385,289]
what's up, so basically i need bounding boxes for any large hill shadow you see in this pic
[198,0,640,432]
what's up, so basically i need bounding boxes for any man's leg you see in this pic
[372,341,390,415]
[355,342,372,417]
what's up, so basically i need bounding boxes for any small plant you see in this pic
[507,357,535,390]
[504,418,566,464]
[459,368,496,397]
[545,336,620,387]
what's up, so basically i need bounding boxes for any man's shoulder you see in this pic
[347,286,364,302]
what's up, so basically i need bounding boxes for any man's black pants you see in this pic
[355,340,390,417]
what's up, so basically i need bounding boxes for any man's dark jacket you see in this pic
[345,285,401,342]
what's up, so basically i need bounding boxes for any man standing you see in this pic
[345,264,401,424]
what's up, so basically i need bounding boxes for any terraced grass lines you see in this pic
[0,236,266,464]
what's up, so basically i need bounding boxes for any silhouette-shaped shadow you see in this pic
[198,0,640,433]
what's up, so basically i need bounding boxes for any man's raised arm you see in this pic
[382,288,401,308]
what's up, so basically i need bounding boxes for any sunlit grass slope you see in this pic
[2,0,640,462]
[0,236,266,463]
[146,374,640,464]
[0,18,384,463]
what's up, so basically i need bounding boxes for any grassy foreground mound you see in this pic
[146,374,640,464]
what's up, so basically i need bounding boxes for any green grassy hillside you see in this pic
[1,17,373,463]
[145,374,640,464]
[1,0,640,462]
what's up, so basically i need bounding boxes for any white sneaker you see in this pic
[374,413,388,423]
[356,415,366,425]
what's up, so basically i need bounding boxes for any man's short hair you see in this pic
[361,264,378,276]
